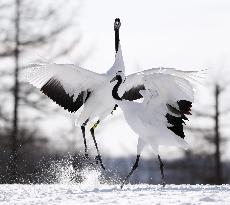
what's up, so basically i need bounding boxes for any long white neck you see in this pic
[107,45,125,75]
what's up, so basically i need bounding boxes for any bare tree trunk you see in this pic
[10,0,20,183]
[214,84,222,184]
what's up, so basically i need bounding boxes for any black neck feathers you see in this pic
[112,75,123,101]
[114,18,121,53]
[115,29,119,53]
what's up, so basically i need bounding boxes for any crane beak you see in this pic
[110,76,117,83]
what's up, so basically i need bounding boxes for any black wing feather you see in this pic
[166,100,192,139]
[122,84,145,101]
[40,77,91,113]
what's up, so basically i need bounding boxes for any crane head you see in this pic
[110,71,125,83]
[114,18,121,30]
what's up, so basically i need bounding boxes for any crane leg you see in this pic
[81,119,89,159]
[157,155,166,187]
[90,120,105,170]
[121,154,140,189]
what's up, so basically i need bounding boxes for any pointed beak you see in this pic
[110,76,117,83]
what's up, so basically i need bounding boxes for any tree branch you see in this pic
[192,110,214,118]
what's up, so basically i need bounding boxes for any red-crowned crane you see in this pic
[110,68,203,188]
[25,18,123,169]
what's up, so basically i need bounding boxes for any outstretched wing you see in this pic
[120,67,203,101]
[121,67,204,139]
[141,73,196,139]
[25,62,106,113]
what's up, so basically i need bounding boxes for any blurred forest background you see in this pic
[0,0,229,185]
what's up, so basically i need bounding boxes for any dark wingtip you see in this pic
[166,100,193,139]
[122,85,145,101]
[166,114,186,139]
[40,77,91,113]
[178,100,192,115]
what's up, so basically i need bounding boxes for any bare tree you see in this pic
[188,82,230,184]
[0,0,82,182]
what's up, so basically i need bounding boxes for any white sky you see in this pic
[40,0,230,159]
[76,0,230,74]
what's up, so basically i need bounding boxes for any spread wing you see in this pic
[121,67,204,139]
[25,62,106,113]
[120,67,203,101]
[140,73,196,139]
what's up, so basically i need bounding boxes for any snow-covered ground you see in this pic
[0,166,229,205]
[0,184,229,205]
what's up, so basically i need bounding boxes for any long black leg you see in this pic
[81,119,89,159]
[121,154,140,189]
[90,120,105,170]
[157,155,166,186]
[72,119,91,174]
[81,126,88,158]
